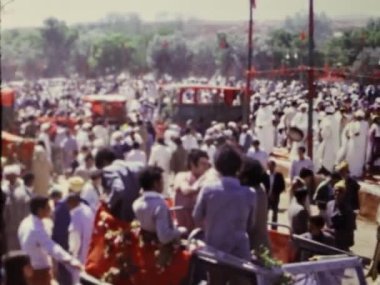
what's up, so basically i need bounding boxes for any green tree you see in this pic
[147,34,192,79]
[40,18,78,76]
[88,33,136,76]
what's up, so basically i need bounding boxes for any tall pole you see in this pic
[244,0,253,124]
[307,0,314,159]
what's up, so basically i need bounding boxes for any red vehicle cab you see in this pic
[1,87,16,131]
[83,95,127,124]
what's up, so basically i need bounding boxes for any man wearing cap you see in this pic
[338,111,367,177]
[201,135,217,165]
[2,164,31,252]
[238,124,254,153]
[181,128,199,152]
[66,176,95,284]
[255,99,275,154]
[37,123,52,162]
[325,180,356,251]
[316,106,339,172]
[289,103,309,159]
[60,130,79,171]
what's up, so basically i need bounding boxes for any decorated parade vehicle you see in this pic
[81,204,372,285]
[1,131,35,171]
[1,87,16,132]
[160,84,244,128]
[83,95,128,124]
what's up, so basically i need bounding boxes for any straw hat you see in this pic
[67,176,85,194]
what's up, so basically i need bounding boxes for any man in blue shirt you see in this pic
[193,144,256,285]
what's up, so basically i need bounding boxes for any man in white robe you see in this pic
[37,123,52,162]
[148,138,172,196]
[338,111,367,178]
[316,106,340,172]
[289,103,309,159]
[255,100,275,154]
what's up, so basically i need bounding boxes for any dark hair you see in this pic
[90,169,103,180]
[84,153,94,162]
[298,146,306,153]
[299,168,314,179]
[331,171,342,181]
[252,139,260,146]
[30,195,49,215]
[95,148,116,169]
[22,172,35,186]
[139,166,163,191]
[157,137,165,145]
[187,149,209,169]
[309,215,325,229]
[239,156,265,186]
[37,140,46,149]
[132,142,140,149]
[215,144,242,176]
[3,251,30,285]
[294,188,308,204]
[317,167,330,176]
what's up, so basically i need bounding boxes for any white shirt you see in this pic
[18,215,74,270]
[182,134,199,151]
[69,204,95,263]
[247,148,269,169]
[126,149,147,165]
[81,181,102,212]
[201,144,217,164]
[148,143,171,173]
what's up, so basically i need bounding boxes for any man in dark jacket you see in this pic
[263,160,285,230]
[170,137,188,175]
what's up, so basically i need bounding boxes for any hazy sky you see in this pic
[2,0,380,29]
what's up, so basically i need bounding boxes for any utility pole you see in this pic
[307,0,315,159]
[244,0,254,124]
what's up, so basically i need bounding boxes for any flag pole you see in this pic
[243,0,254,124]
[307,0,314,159]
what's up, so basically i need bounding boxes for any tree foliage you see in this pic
[1,14,379,81]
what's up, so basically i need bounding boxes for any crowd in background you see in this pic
[1,76,379,285]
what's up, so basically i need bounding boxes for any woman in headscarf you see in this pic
[32,141,53,196]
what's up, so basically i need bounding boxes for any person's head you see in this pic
[267,160,276,173]
[30,195,51,218]
[299,168,314,185]
[330,171,342,186]
[187,149,210,178]
[308,215,325,236]
[294,187,308,206]
[239,156,265,187]
[333,180,347,204]
[95,148,117,169]
[215,144,242,177]
[252,139,260,150]
[84,153,95,168]
[22,172,35,188]
[157,137,166,145]
[297,146,306,159]
[37,140,46,149]
[139,166,164,193]
[90,169,103,186]
[132,141,141,150]
[336,161,349,177]
[66,176,85,210]
[3,251,33,285]
[4,164,21,185]
[317,167,331,177]
[49,189,63,204]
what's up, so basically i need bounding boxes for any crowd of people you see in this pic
[0,76,379,285]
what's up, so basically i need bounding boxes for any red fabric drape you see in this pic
[86,204,190,285]
[1,88,15,107]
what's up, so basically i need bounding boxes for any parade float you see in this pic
[160,84,244,129]
[82,203,372,285]
[83,95,128,124]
